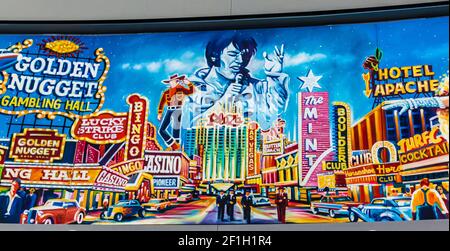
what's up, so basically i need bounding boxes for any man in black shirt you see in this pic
[216,190,227,221]
[241,190,253,224]
[226,189,237,221]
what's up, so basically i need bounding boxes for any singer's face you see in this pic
[217,43,246,80]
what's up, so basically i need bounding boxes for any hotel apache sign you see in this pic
[0,37,109,120]
[9,128,65,163]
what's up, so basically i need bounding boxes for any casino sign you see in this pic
[0,37,109,120]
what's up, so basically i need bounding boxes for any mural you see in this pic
[0,16,448,225]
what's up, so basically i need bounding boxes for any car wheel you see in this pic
[349,211,358,222]
[75,213,84,224]
[138,209,145,218]
[380,217,394,222]
[100,212,106,220]
[114,213,123,222]
[329,210,336,218]
[43,218,54,224]
[311,207,318,215]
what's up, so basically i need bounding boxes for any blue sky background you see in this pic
[0,16,448,141]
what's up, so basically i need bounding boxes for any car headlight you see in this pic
[358,204,364,209]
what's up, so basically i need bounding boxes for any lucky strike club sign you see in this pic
[0,37,108,120]
[71,111,128,144]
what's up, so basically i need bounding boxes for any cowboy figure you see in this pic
[157,74,195,151]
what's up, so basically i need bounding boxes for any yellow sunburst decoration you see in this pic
[45,40,79,54]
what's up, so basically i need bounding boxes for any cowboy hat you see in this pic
[162,74,186,83]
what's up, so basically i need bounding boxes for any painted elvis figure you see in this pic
[157,74,195,150]
[182,32,289,130]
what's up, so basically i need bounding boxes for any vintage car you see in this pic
[252,195,271,207]
[348,197,412,222]
[142,198,172,212]
[310,195,362,218]
[101,200,145,222]
[176,193,194,202]
[20,199,86,224]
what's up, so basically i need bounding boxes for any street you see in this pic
[83,196,349,225]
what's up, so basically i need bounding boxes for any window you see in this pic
[372,199,385,205]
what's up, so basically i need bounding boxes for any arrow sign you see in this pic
[362,72,372,98]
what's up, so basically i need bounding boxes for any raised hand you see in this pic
[263,44,284,74]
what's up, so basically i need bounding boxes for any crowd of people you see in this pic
[216,187,289,224]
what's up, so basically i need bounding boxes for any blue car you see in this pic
[349,197,412,222]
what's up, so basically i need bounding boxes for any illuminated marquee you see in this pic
[124,94,149,161]
[397,127,448,164]
[298,92,331,186]
[206,112,244,127]
[9,128,65,163]
[247,122,259,177]
[0,38,109,120]
[143,151,187,175]
[109,159,144,176]
[263,139,284,155]
[324,102,352,171]
[71,111,128,144]
[1,165,101,186]
[363,64,439,98]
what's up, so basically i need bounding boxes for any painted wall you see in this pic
[0,15,448,225]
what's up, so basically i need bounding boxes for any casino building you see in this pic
[182,118,261,194]
[346,103,440,203]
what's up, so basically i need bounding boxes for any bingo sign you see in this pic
[0,37,109,120]
[324,102,352,171]
[9,128,65,163]
[124,94,149,161]
[71,111,128,144]
[298,92,331,186]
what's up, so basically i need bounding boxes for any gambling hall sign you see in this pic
[0,37,109,120]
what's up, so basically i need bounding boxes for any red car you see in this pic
[21,199,86,224]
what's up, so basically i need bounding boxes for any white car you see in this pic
[252,196,271,206]
[177,194,194,202]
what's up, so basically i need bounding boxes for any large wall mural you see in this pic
[0,16,448,225]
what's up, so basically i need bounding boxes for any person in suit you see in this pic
[216,190,227,221]
[241,190,253,224]
[275,187,289,223]
[226,189,237,221]
[0,178,25,223]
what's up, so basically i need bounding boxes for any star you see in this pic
[298,69,322,92]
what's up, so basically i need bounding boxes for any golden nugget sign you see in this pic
[0,37,109,120]
[9,129,65,163]
[363,64,439,98]
[397,127,449,164]
[71,111,128,144]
